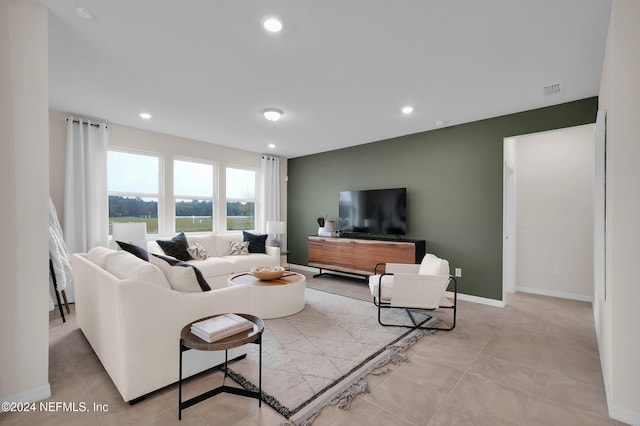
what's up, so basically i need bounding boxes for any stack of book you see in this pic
[190,313,254,343]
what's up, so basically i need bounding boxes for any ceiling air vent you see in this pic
[542,82,563,96]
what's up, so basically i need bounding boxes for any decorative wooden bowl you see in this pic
[249,266,285,280]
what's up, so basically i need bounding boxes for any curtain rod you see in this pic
[66,118,107,128]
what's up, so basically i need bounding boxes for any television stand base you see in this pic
[313,268,368,282]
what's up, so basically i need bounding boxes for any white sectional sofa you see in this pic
[147,232,280,289]
[72,232,280,403]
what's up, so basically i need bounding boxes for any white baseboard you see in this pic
[295,264,506,308]
[456,293,506,308]
[516,286,593,302]
[609,404,640,426]
[1,383,51,409]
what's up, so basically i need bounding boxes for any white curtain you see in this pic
[63,117,109,253]
[258,155,281,233]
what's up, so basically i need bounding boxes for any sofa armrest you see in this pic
[266,245,280,259]
[115,282,252,400]
[385,263,421,274]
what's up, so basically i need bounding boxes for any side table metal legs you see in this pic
[178,337,262,420]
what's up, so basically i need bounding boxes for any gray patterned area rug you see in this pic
[224,287,437,425]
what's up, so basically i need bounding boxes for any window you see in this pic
[108,150,160,234]
[226,167,256,231]
[174,159,215,233]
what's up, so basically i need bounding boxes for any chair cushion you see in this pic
[419,253,448,275]
[418,253,441,275]
[368,274,394,301]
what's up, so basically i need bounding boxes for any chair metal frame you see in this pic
[372,263,457,331]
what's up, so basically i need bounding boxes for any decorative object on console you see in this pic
[249,266,285,281]
[156,232,191,261]
[242,231,268,254]
[112,222,147,248]
[266,221,287,247]
[317,215,326,236]
[151,253,212,292]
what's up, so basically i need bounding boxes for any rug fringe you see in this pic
[291,326,436,426]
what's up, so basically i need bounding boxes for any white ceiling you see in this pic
[40,0,611,159]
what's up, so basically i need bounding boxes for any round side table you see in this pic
[178,313,264,420]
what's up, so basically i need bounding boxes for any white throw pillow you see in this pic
[150,254,211,292]
[105,251,171,288]
[418,253,443,275]
[87,246,118,269]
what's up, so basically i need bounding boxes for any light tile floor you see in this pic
[0,270,626,425]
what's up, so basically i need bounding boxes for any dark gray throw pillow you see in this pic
[242,231,268,254]
[156,232,191,261]
[116,240,149,261]
[151,254,211,291]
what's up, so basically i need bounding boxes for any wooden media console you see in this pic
[308,235,426,278]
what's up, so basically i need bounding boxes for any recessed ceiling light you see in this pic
[268,143,276,149]
[139,112,151,119]
[75,7,94,20]
[262,17,283,33]
[262,108,283,122]
[402,106,414,114]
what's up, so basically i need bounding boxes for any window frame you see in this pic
[173,157,218,234]
[225,166,258,232]
[107,148,163,235]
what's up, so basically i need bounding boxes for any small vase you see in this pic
[318,227,325,236]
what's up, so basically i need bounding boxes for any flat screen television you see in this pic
[338,188,407,236]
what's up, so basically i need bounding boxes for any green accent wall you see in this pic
[287,97,598,301]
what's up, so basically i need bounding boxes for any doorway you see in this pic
[503,124,595,302]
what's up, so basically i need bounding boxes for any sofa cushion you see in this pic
[212,233,243,256]
[106,251,171,288]
[185,257,235,280]
[185,234,217,257]
[222,253,278,271]
[116,240,149,261]
[156,232,191,261]
[228,241,250,255]
[87,246,118,269]
[242,231,268,254]
[151,254,211,292]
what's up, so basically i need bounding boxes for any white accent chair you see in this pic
[368,253,457,330]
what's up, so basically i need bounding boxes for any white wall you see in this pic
[513,125,595,301]
[596,0,640,423]
[0,0,51,404]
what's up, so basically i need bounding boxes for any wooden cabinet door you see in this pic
[308,236,421,276]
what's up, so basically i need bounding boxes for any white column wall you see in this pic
[0,0,51,403]
[596,0,640,423]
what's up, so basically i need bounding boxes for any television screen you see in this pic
[338,188,407,235]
